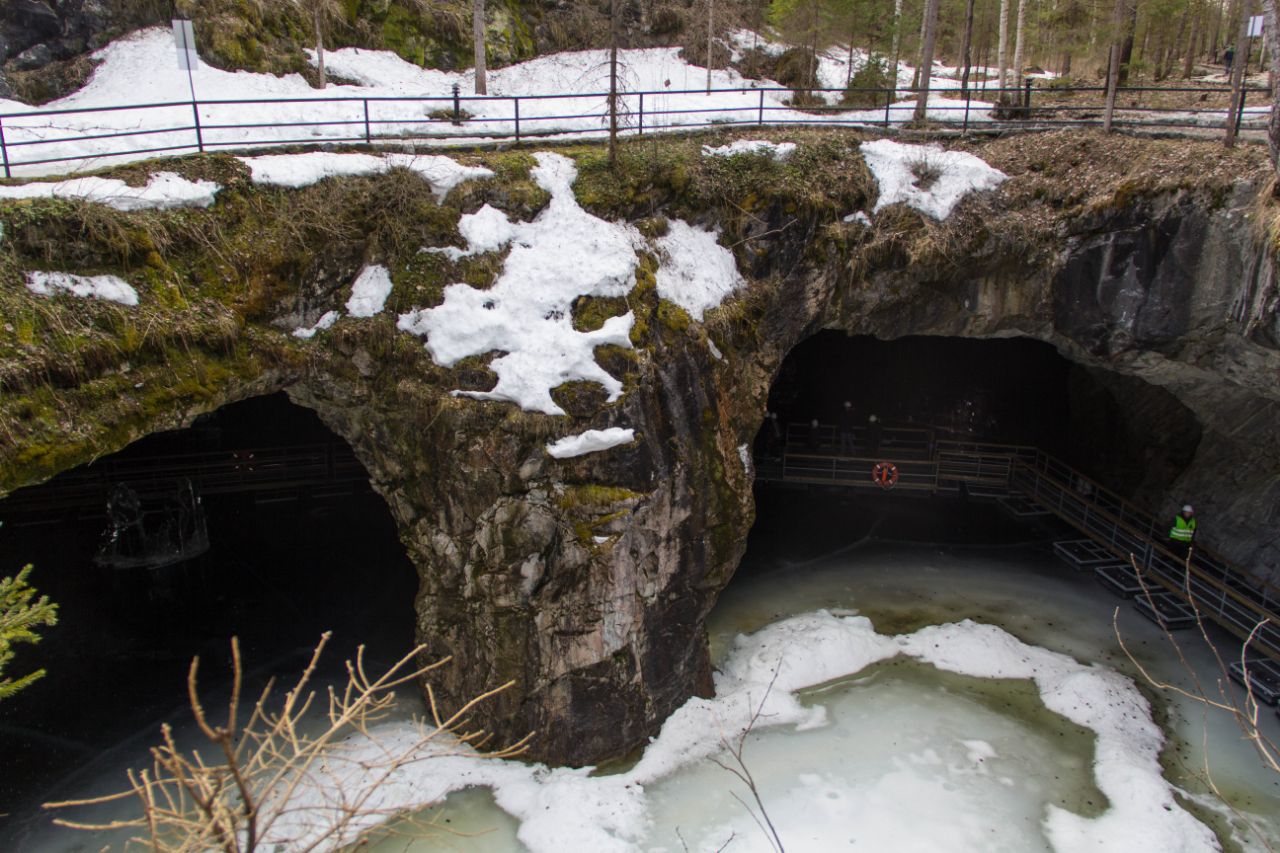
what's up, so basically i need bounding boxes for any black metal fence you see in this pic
[0,81,1271,178]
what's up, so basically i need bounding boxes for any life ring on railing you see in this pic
[872,461,899,489]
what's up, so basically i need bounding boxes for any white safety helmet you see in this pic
[1182,504,1194,513]
[869,414,878,423]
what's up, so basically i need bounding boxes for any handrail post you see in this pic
[1023,76,1032,115]
[0,116,9,179]
[758,88,765,125]
[363,98,371,143]
[452,83,462,126]
[963,88,971,133]
[884,89,892,126]
[1235,84,1248,134]
[514,96,521,141]
[638,92,644,135]
[191,100,204,153]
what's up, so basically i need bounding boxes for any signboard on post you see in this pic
[173,19,198,71]
[1248,15,1264,38]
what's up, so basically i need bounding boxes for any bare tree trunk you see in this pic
[609,0,620,166]
[1104,0,1128,129]
[911,10,928,88]
[891,0,904,96]
[914,0,941,120]
[1119,0,1139,84]
[960,0,977,91]
[706,0,714,93]
[998,0,1010,91]
[1183,7,1201,77]
[473,0,487,95]
[314,5,326,89]
[1013,0,1028,84]
[1225,0,1252,146]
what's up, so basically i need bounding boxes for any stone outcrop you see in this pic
[3,133,1279,765]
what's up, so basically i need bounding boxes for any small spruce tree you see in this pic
[0,564,58,701]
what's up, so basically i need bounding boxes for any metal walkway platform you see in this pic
[755,424,1280,662]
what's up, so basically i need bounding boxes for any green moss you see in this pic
[549,380,610,417]
[656,301,692,334]
[556,484,642,510]
[571,295,628,333]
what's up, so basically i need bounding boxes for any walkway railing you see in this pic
[0,82,1271,178]
[0,442,369,514]
[756,428,1280,661]
[1012,450,1280,660]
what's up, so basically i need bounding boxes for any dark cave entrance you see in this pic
[742,331,1203,563]
[0,393,417,830]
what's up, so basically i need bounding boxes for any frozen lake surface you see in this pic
[9,496,1280,852]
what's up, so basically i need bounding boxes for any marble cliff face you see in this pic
[3,134,1277,764]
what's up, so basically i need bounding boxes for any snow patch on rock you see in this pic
[239,152,492,199]
[293,310,341,339]
[653,220,744,321]
[345,265,394,318]
[0,173,219,210]
[25,271,138,305]
[860,140,1006,220]
[701,139,796,160]
[546,428,636,459]
[396,152,639,415]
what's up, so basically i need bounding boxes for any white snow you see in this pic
[258,610,1218,853]
[860,139,1008,220]
[344,265,393,318]
[707,338,723,360]
[24,271,138,306]
[843,210,873,226]
[397,152,639,415]
[546,427,635,459]
[0,28,1015,179]
[0,172,219,210]
[701,139,796,161]
[738,443,751,472]
[292,309,340,339]
[653,220,744,320]
[239,152,491,198]
[900,620,1220,853]
[423,203,517,260]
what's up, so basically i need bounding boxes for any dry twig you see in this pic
[46,633,529,852]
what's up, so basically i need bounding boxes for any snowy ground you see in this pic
[0,28,1001,179]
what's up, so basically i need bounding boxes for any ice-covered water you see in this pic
[10,510,1280,852]
[353,539,1280,853]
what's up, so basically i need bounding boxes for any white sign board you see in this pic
[173,19,198,70]
[1248,15,1264,38]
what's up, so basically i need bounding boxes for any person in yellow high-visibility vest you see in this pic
[1168,504,1196,560]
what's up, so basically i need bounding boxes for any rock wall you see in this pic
[3,134,1279,766]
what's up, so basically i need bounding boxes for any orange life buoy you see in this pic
[871,461,899,489]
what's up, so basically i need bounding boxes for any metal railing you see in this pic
[1010,450,1280,660]
[755,428,1280,659]
[0,81,1271,178]
[0,442,369,514]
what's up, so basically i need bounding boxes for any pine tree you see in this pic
[0,564,59,701]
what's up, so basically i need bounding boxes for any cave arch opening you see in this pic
[0,392,417,835]
[731,330,1204,585]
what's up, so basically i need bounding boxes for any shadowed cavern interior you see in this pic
[758,332,1203,507]
[0,393,417,842]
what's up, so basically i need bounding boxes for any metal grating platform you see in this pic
[1134,591,1198,631]
[1095,564,1145,598]
[1055,539,1120,569]
[998,495,1052,517]
[1228,658,1280,706]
